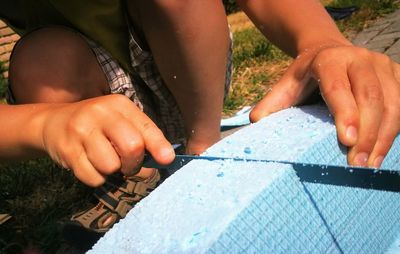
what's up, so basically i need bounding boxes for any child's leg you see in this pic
[8,27,161,236]
[9,27,109,103]
[8,26,154,179]
[127,1,230,155]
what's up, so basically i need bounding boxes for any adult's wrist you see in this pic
[296,38,352,58]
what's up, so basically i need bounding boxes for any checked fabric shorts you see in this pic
[7,26,233,144]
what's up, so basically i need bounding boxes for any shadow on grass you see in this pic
[0,158,92,253]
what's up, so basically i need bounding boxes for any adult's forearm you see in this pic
[237,0,351,57]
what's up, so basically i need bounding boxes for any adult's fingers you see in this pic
[346,56,384,166]
[367,59,400,167]
[366,108,399,168]
[311,50,359,147]
[250,55,317,122]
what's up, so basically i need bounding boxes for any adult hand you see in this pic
[250,44,400,168]
[40,94,174,186]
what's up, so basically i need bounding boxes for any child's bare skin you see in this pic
[127,1,230,155]
[4,27,174,186]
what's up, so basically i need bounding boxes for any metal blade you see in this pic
[292,163,400,192]
[143,154,195,172]
[143,154,400,193]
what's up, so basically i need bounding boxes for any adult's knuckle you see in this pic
[363,83,383,104]
[355,47,371,59]
[322,79,348,98]
[317,47,337,59]
[312,50,333,69]
[377,53,392,65]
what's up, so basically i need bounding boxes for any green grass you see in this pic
[232,28,289,68]
[223,28,290,114]
[0,159,92,253]
[330,0,399,33]
[330,0,397,12]
[223,0,400,114]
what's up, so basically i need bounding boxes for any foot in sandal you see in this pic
[62,168,162,250]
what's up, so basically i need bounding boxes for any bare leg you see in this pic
[127,1,230,154]
[9,27,109,103]
[9,26,153,179]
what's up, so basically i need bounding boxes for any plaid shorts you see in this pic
[87,27,233,144]
[7,27,233,144]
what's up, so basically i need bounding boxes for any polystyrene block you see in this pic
[89,105,400,253]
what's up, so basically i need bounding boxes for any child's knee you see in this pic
[9,26,107,103]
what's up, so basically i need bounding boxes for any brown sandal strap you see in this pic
[106,169,159,196]
[70,169,161,233]
[94,187,133,218]
[94,187,119,210]
[71,205,116,233]
[114,200,132,218]
[0,214,11,225]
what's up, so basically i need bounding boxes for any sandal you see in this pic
[63,168,162,250]
[0,214,11,225]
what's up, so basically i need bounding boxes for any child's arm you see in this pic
[239,0,400,168]
[0,94,174,186]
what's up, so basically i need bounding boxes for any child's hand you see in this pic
[250,44,400,168]
[40,94,175,186]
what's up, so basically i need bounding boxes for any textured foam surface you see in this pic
[386,233,400,254]
[90,105,400,253]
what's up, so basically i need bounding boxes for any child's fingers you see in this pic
[103,116,145,176]
[43,94,173,183]
[83,130,122,175]
[69,149,106,187]
[120,99,175,166]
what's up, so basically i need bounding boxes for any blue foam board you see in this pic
[89,105,400,253]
